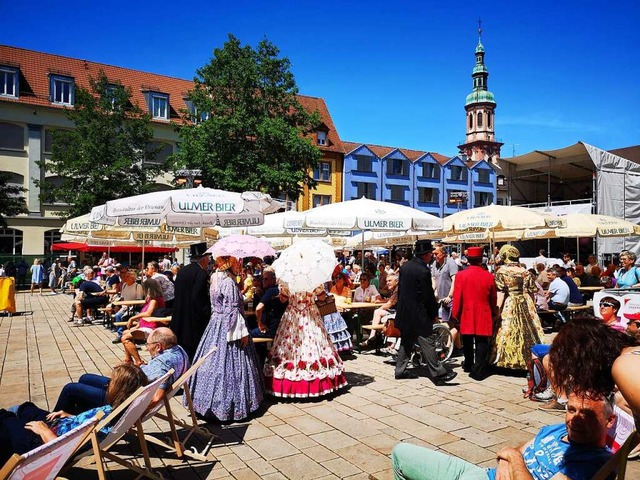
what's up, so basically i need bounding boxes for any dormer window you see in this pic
[0,66,19,98]
[151,94,168,119]
[317,131,327,146]
[49,74,74,105]
[184,99,210,124]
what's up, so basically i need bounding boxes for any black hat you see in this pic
[414,239,433,256]
[189,242,209,259]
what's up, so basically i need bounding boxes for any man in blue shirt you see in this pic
[52,327,189,414]
[74,269,108,325]
[391,392,615,480]
[252,267,288,339]
[557,266,584,306]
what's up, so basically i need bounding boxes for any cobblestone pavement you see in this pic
[1,292,637,479]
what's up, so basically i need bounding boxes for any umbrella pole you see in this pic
[142,239,145,268]
[361,231,365,271]
[576,238,580,264]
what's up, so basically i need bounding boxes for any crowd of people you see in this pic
[2,239,640,479]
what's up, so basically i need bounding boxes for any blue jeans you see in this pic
[392,443,488,480]
[53,373,109,415]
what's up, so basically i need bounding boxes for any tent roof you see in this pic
[502,142,594,180]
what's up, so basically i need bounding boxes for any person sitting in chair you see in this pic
[391,392,615,479]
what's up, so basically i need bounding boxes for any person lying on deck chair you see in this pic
[52,328,189,416]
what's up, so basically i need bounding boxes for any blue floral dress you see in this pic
[187,271,264,421]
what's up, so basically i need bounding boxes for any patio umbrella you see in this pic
[301,197,442,232]
[272,239,337,293]
[206,234,276,259]
[88,187,284,228]
[442,204,565,233]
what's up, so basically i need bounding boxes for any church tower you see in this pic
[458,23,503,163]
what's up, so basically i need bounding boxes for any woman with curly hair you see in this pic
[548,317,640,424]
[491,245,546,370]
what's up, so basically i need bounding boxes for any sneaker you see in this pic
[73,319,84,327]
[111,336,122,344]
[538,399,567,412]
[533,387,555,402]
[521,385,529,394]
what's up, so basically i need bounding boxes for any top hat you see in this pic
[189,242,209,258]
[466,246,484,259]
[414,239,433,256]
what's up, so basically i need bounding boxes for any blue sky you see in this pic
[4,0,638,157]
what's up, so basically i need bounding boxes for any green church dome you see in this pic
[466,90,496,106]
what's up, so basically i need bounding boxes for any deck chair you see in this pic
[141,347,217,461]
[88,370,173,480]
[592,431,639,480]
[0,411,103,480]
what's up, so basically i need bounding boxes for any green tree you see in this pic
[0,171,27,227]
[37,72,161,219]
[173,34,322,201]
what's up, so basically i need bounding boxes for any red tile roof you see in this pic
[0,45,343,152]
[342,141,449,165]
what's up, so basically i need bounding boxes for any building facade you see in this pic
[0,45,341,256]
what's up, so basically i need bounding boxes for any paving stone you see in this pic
[334,444,390,473]
[451,427,504,448]
[287,415,334,435]
[310,429,360,449]
[230,468,261,480]
[321,457,361,477]
[241,421,274,441]
[245,435,298,460]
[270,453,330,480]
[269,423,300,437]
[245,458,278,476]
[360,433,402,455]
[285,433,320,450]
[302,444,339,462]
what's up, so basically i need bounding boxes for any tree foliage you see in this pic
[173,34,322,201]
[0,171,27,227]
[37,72,161,219]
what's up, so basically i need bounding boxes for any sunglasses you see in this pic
[627,321,640,328]
[600,302,615,308]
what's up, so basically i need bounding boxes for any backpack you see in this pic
[523,357,549,399]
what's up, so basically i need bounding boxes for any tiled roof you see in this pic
[296,95,343,153]
[342,140,450,165]
[0,45,343,152]
[610,145,640,164]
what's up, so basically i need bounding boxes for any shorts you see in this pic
[80,296,108,309]
[531,344,551,358]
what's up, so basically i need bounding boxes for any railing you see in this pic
[514,198,592,208]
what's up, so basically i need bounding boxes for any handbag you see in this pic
[315,294,338,316]
[383,318,401,337]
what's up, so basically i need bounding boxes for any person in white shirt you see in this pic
[353,274,380,303]
[533,249,548,268]
[561,253,575,270]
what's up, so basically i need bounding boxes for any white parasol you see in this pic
[89,187,284,228]
[206,234,276,259]
[272,239,337,293]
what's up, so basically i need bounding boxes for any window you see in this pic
[355,182,375,199]
[0,122,24,150]
[389,185,405,202]
[0,228,23,255]
[152,94,168,119]
[418,187,438,203]
[50,75,74,105]
[474,192,493,206]
[477,169,490,183]
[44,228,61,253]
[497,198,504,205]
[421,163,439,180]
[313,161,331,182]
[312,194,331,208]
[184,99,210,123]
[477,112,483,127]
[355,155,372,173]
[488,112,492,128]
[146,141,173,165]
[317,131,327,146]
[450,165,468,182]
[0,67,18,98]
[387,158,408,176]
[468,113,473,129]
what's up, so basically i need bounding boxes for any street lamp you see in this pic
[175,169,202,188]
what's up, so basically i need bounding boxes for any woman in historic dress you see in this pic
[314,286,353,353]
[263,282,347,398]
[30,258,45,295]
[491,245,546,370]
[187,256,264,421]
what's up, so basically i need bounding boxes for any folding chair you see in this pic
[141,347,217,461]
[592,431,639,480]
[0,411,103,480]
[87,370,173,480]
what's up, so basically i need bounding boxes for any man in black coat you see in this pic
[394,239,457,384]
[170,242,211,361]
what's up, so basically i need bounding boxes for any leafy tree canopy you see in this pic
[0,171,27,227]
[173,34,322,201]
[37,72,162,219]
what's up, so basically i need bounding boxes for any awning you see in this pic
[51,242,177,254]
